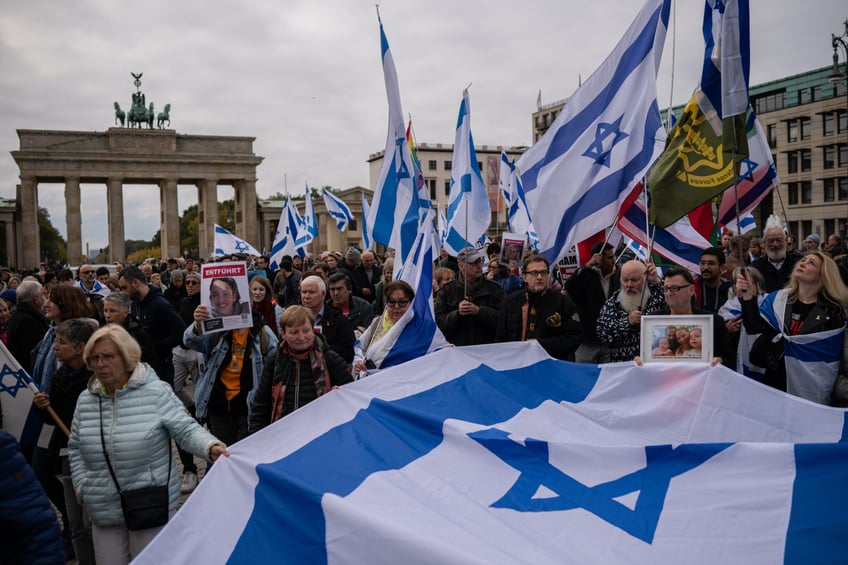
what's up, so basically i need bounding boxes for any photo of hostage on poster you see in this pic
[500,233,527,272]
[199,261,253,334]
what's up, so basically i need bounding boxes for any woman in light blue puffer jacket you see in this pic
[69,325,229,564]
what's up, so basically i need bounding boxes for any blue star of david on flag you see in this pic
[582,115,630,167]
[394,137,411,180]
[469,428,731,544]
[0,364,31,397]
[738,157,757,182]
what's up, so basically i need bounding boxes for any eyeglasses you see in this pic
[386,299,410,308]
[185,280,199,286]
[88,353,118,365]
[662,284,692,294]
[524,270,549,277]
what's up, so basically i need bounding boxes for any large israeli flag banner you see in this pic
[137,344,848,564]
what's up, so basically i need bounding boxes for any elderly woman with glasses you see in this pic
[353,280,429,378]
[68,325,228,564]
[249,306,351,433]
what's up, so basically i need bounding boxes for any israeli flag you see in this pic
[322,187,354,231]
[517,0,670,265]
[295,184,318,249]
[268,197,298,271]
[499,151,540,249]
[357,211,448,371]
[361,192,373,252]
[443,89,491,256]
[136,345,848,564]
[0,340,43,448]
[213,223,259,257]
[286,196,307,258]
[367,11,420,265]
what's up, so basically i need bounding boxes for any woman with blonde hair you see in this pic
[738,250,848,404]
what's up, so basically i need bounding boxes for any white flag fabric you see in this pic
[137,343,848,564]
[268,197,298,270]
[499,151,539,247]
[296,183,319,249]
[322,187,354,231]
[286,196,308,258]
[517,0,670,266]
[443,90,491,256]
[367,13,419,264]
[213,224,259,257]
[361,192,373,252]
[0,340,42,446]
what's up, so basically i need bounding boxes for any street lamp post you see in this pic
[829,19,848,223]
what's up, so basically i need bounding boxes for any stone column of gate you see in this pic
[18,176,40,268]
[159,178,180,259]
[5,222,16,268]
[234,178,259,249]
[65,177,82,265]
[106,177,126,262]
[196,178,218,258]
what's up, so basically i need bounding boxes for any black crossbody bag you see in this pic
[99,396,171,531]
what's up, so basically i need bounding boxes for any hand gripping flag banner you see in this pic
[357,212,448,371]
[268,197,298,270]
[649,0,751,228]
[321,187,354,231]
[137,343,848,564]
[368,12,420,265]
[213,224,260,257]
[443,90,491,255]
[517,0,670,266]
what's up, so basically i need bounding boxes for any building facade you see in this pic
[366,143,526,234]
[531,66,848,245]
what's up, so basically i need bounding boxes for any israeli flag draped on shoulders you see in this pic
[213,224,260,257]
[321,187,354,231]
[517,0,670,266]
[355,211,448,372]
[758,289,845,404]
[268,197,298,270]
[137,343,848,565]
[367,11,419,265]
[443,89,491,256]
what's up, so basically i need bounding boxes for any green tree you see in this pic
[39,207,67,267]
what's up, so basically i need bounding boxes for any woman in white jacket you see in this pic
[69,325,229,564]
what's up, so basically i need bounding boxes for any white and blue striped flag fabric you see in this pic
[268,197,298,270]
[213,224,260,257]
[286,196,307,258]
[296,183,319,248]
[0,340,44,448]
[361,192,373,251]
[443,90,490,256]
[358,211,448,370]
[322,187,354,231]
[517,0,670,266]
[367,12,419,265]
[499,151,540,249]
[759,290,845,405]
[137,343,848,565]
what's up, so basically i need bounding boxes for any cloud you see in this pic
[1,0,844,252]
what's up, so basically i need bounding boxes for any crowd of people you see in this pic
[2,213,848,563]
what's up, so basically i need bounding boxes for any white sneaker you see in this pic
[181,471,198,494]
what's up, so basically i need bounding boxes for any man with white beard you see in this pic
[749,215,804,293]
[596,260,666,362]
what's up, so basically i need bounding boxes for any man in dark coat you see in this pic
[499,255,582,360]
[7,280,48,374]
[299,275,356,364]
[119,266,186,385]
[435,247,504,346]
[749,224,803,293]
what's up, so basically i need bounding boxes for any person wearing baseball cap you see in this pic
[435,247,504,346]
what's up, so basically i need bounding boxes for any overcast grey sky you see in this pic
[1,0,844,251]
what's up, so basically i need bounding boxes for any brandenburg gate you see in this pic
[11,128,263,267]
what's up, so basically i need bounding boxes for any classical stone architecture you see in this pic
[10,128,263,267]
